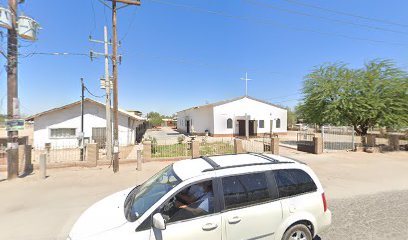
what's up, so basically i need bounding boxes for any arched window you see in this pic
[276,118,281,128]
[227,118,233,129]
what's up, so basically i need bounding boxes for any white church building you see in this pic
[177,96,287,137]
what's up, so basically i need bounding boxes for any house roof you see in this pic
[26,98,146,121]
[177,96,286,113]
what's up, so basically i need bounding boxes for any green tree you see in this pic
[146,111,164,127]
[298,60,408,137]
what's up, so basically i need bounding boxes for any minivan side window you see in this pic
[160,180,215,224]
[274,169,317,198]
[222,172,269,210]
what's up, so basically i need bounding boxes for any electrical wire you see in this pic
[90,0,98,36]
[245,0,408,35]
[84,86,106,98]
[284,0,408,28]
[119,7,138,42]
[146,0,408,47]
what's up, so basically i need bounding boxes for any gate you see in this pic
[322,126,355,152]
[92,127,106,149]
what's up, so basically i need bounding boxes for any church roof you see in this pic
[177,96,286,113]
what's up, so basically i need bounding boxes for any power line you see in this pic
[84,85,106,98]
[89,0,98,36]
[146,0,408,47]
[119,7,138,42]
[245,0,408,35]
[284,0,408,28]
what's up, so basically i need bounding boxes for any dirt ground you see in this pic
[0,149,407,240]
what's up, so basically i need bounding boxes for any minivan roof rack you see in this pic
[200,156,220,169]
[248,152,279,163]
[200,154,293,172]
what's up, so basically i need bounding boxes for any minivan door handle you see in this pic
[202,223,218,231]
[228,216,241,224]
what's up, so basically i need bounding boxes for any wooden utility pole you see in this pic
[7,0,19,179]
[80,78,85,161]
[111,0,140,173]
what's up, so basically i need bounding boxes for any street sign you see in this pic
[6,119,25,131]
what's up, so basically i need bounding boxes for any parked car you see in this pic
[67,153,331,240]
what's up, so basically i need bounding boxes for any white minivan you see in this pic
[67,153,331,240]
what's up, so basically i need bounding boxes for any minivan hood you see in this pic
[69,187,133,240]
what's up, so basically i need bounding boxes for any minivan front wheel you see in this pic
[282,224,312,240]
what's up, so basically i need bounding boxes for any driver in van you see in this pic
[175,181,213,215]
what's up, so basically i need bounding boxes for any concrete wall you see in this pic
[33,101,143,148]
[213,97,287,135]
[177,106,214,134]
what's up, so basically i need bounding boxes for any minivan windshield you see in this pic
[124,164,181,222]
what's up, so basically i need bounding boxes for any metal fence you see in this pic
[322,126,355,151]
[242,139,264,153]
[33,144,83,163]
[199,138,234,156]
[152,142,191,158]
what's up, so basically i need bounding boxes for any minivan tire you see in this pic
[282,224,312,240]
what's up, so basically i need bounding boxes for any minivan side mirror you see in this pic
[152,213,166,230]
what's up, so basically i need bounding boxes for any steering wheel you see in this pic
[163,197,176,212]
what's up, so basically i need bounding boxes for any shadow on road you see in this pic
[314,235,322,240]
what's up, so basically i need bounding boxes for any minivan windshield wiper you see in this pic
[124,165,181,222]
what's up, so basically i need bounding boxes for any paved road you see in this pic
[318,190,408,240]
[1,151,407,240]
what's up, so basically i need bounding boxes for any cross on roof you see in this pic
[240,72,252,96]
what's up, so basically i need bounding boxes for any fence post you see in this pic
[86,143,98,167]
[313,136,323,154]
[191,140,200,158]
[143,141,152,161]
[351,126,355,150]
[271,137,279,155]
[388,134,400,151]
[45,143,51,162]
[367,134,376,147]
[137,150,142,171]
[321,126,324,145]
[39,154,47,179]
[24,145,33,174]
[234,138,244,154]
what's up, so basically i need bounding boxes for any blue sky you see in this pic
[1,0,408,116]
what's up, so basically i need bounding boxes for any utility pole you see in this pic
[80,78,85,161]
[7,0,19,179]
[112,0,119,172]
[89,26,113,162]
[111,0,140,173]
[104,26,112,162]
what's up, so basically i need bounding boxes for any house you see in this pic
[26,98,146,148]
[162,118,177,127]
[177,96,287,137]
